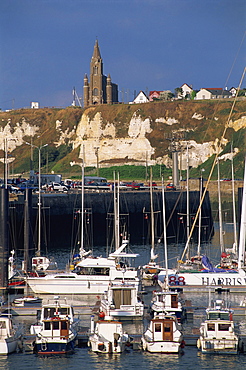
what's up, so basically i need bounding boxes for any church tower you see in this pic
[89,40,103,105]
[83,40,118,107]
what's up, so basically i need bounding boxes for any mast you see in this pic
[150,168,155,260]
[238,156,246,270]
[162,177,168,290]
[186,144,190,260]
[197,170,203,256]
[231,145,237,254]
[80,147,85,255]
[217,159,224,253]
[114,172,120,250]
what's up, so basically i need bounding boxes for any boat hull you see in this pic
[27,275,139,295]
[34,338,76,355]
[142,338,182,353]
[199,338,238,354]
[159,270,246,290]
[0,337,19,355]
[89,338,125,354]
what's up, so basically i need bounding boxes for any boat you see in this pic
[11,296,42,307]
[158,156,246,291]
[150,289,186,322]
[150,179,186,322]
[142,169,165,280]
[88,315,130,353]
[30,296,79,355]
[26,240,140,295]
[141,313,185,353]
[197,298,239,354]
[100,280,144,320]
[26,172,140,295]
[0,314,23,355]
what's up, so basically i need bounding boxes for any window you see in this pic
[207,323,215,331]
[53,321,59,330]
[155,323,162,332]
[44,322,51,330]
[93,88,98,96]
[218,323,231,331]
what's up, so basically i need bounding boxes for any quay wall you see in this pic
[10,190,214,251]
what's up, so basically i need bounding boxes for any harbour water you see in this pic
[2,222,246,369]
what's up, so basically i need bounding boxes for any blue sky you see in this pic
[0,0,245,110]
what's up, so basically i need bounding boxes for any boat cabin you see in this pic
[201,320,236,343]
[42,317,70,340]
[151,316,175,342]
[0,316,13,338]
[154,291,179,308]
[94,320,123,342]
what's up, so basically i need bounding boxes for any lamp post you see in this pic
[25,142,48,256]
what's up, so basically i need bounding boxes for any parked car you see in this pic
[51,182,68,191]
[1,184,22,194]
[166,183,176,190]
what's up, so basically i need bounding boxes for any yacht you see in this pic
[100,281,144,320]
[141,313,185,353]
[88,316,130,353]
[26,241,140,295]
[30,296,79,355]
[197,299,238,354]
[0,314,23,355]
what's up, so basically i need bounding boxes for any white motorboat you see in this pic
[88,316,130,353]
[0,314,23,355]
[150,289,186,322]
[26,241,140,295]
[197,299,238,354]
[141,313,185,353]
[100,281,144,320]
[27,172,140,295]
[12,296,42,307]
[30,296,79,355]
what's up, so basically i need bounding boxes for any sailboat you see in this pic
[178,145,203,272]
[216,148,238,270]
[142,169,166,280]
[150,178,186,323]
[158,156,246,291]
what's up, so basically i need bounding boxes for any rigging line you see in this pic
[180,67,246,263]
[197,32,246,145]
[223,30,246,90]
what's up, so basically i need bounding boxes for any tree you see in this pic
[175,87,183,98]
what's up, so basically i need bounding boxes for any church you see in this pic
[83,40,118,107]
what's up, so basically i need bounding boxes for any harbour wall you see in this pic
[10,190,214,252]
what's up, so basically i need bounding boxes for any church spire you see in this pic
[92,39,101,59]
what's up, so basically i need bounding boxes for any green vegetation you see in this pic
[0,100,245,181]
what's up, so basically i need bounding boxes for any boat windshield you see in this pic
[75,267,110,275]
[207,312,230,320]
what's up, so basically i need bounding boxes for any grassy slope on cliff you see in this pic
[0,100,245,180]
